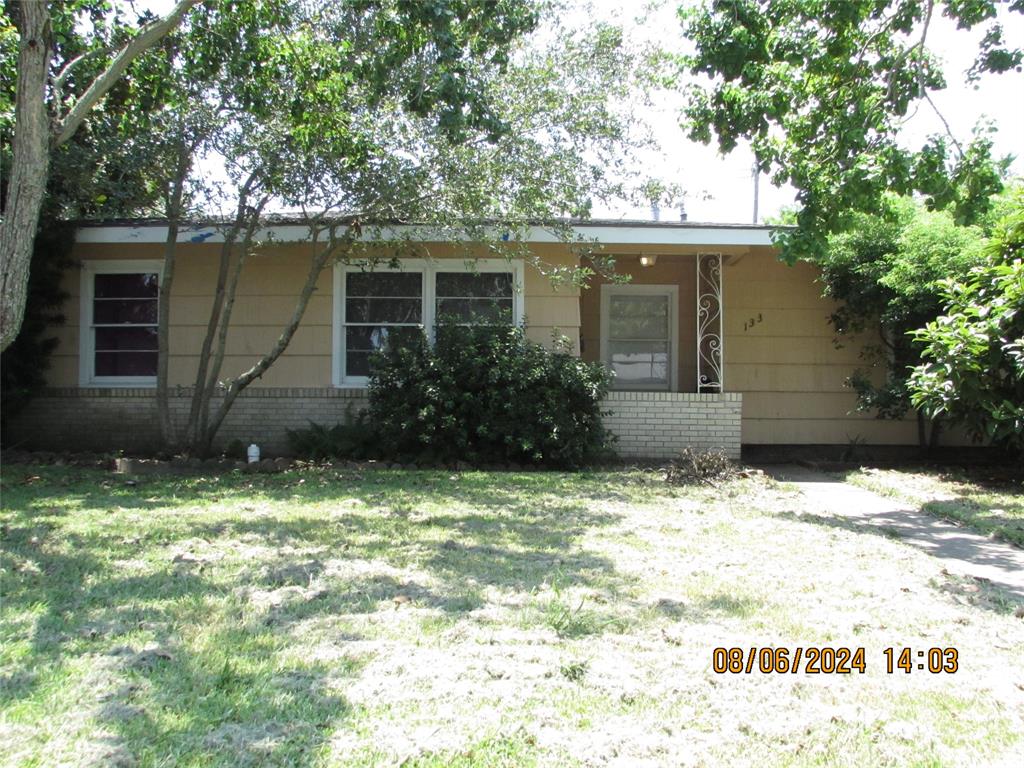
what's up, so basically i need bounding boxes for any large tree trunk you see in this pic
[0,2,52,353]
[1,0,199,353]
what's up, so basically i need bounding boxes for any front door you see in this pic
[600,284,678,391]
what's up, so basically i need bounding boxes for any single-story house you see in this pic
[5,218,940,459]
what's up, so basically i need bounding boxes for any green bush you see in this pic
[286,408,378,461]
[367,324,612,467]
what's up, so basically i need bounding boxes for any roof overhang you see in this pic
[73,219,778,247]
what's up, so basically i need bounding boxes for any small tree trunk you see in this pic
[184,173,261,447]
[928,417,943,453]
[155,143,191,448]
[198,243,336,453]
[0,2,52,353]
[916,410,927,454]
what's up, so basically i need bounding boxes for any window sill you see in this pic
[81,379,157,388]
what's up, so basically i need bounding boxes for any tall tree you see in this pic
[129,1,649,454]
[0,0,199,353]
[817,196,988,448]
[677,0,1020,262]
[910,192,1024,452]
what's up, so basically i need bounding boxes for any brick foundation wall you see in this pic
[602,392,742,460]
[4,388,370,455]
[5,388,742,460]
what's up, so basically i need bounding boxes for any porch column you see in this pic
[696,252,724,392]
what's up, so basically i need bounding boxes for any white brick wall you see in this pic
[8,388,742,460]
[602,392,742,459]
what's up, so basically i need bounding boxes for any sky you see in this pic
[136,0,1024,225]
[591,0,1024,223]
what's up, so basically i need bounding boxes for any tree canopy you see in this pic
[910,193,1024,451]
[49,0,651,454]
[678,0,1021,262]
[816,196,989,445]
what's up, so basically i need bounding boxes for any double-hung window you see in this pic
[80,260,162,386]
[600,284,678,391]
[334,259,523,386]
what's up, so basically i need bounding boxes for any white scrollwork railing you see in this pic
[696,253,723,391]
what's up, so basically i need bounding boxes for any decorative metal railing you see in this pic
[696,252,723,391]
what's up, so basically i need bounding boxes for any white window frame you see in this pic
[332,258,525,387]
[79,259,163,388]
[600,283,679,392]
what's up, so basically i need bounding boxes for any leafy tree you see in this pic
[818,196,987,447]
[678,0,1020,263]
[129,1,648,455]
[2,4,199,423]
[910,195,1024,451]
[1,0,200,352]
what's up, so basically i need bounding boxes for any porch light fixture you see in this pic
[639,253,658,268]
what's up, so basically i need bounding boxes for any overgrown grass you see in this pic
[2,464,1022,767]
[845,466,1024,547]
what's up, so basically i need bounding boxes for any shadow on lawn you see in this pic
[775,509,1023,614]
[918,496,1024,549]
[0,465,632,765]
[0,522,353,766]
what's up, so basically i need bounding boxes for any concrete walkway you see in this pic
[765,464,1024,603]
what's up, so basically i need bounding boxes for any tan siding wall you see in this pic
[50,242,582,388]
[723,248,920,445]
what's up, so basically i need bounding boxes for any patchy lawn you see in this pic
[845,466,1024,548]
[2,465,1023,767]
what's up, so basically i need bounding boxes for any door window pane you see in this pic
[606,290,673,390]
[608,340,669,388]
[609,295,668,340]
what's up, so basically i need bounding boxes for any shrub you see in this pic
[368,324,612,467]
[224,439,247,460]
[665,447,736,485]
[286,408,378,461]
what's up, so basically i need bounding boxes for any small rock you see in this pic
[1014,605,1024,619]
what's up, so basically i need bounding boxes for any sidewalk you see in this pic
[765,464,1024,602]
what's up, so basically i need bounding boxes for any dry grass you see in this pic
[2,465,1023,767]
[845,466,1024,547]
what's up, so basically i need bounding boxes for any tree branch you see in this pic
[52,0,200,147]
[203,234,346,447]
[186,170,261,444]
